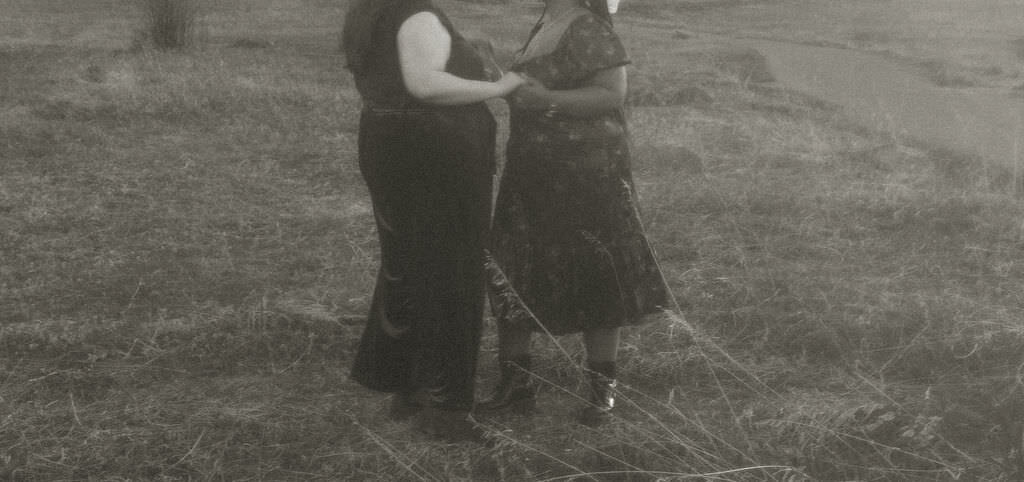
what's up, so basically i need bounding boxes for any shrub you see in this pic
[142,0,200,50]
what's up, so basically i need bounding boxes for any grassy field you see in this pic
[3,0,1024,480]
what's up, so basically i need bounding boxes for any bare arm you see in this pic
[398,12,524,105]
[512,66,628,117]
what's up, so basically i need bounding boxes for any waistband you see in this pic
[361,99,432,114]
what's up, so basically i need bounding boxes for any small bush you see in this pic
[142,0,200,50]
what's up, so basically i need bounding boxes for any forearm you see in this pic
[510,66,627,116]
[542,86,625,117]
[405,71,508,106]
[397,12,517,106]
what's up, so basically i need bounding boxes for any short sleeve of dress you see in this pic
[563,14,630,83]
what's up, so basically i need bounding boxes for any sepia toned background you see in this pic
[2,0,1023,479]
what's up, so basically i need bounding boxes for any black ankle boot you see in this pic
[476,357,537,414]
[579,361,617,427]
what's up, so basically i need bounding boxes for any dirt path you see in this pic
[746,39,1023,172]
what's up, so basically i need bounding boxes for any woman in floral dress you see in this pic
[481,0,671,426]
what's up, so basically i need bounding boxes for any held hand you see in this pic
[496,72,528,96]
[516,72,542,87]
[510,81,552,111]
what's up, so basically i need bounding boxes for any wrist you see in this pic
[499,76,519,95]
[494,80,512,97]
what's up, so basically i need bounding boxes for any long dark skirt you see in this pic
[350,105,495,413]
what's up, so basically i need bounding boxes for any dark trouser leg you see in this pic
[351,111,427,394]
[414,161,491,413]
[410,161,492,442]
[352,108,494,442]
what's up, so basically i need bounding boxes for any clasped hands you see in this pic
[500,72,553,112]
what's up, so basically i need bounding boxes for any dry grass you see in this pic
[2,0,1024,480]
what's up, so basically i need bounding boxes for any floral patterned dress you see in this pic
[488,8,670,335]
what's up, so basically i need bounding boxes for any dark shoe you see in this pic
[579,362,617,427]
[388,391,422,421]
[413,407,488,444]
[476,357,537,415]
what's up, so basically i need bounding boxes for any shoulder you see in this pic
[561,10,629,71]
[563,10,625,56]
[397,7,450,41]
[400,10,444,30]
[566,10,616,37]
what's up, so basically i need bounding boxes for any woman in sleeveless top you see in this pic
[481,0,671,426]
[342,0,525,442]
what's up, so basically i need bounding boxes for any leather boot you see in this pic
[476,356,537,415]
[579,361,617,427]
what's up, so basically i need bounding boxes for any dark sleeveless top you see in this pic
[352,0,489,109]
